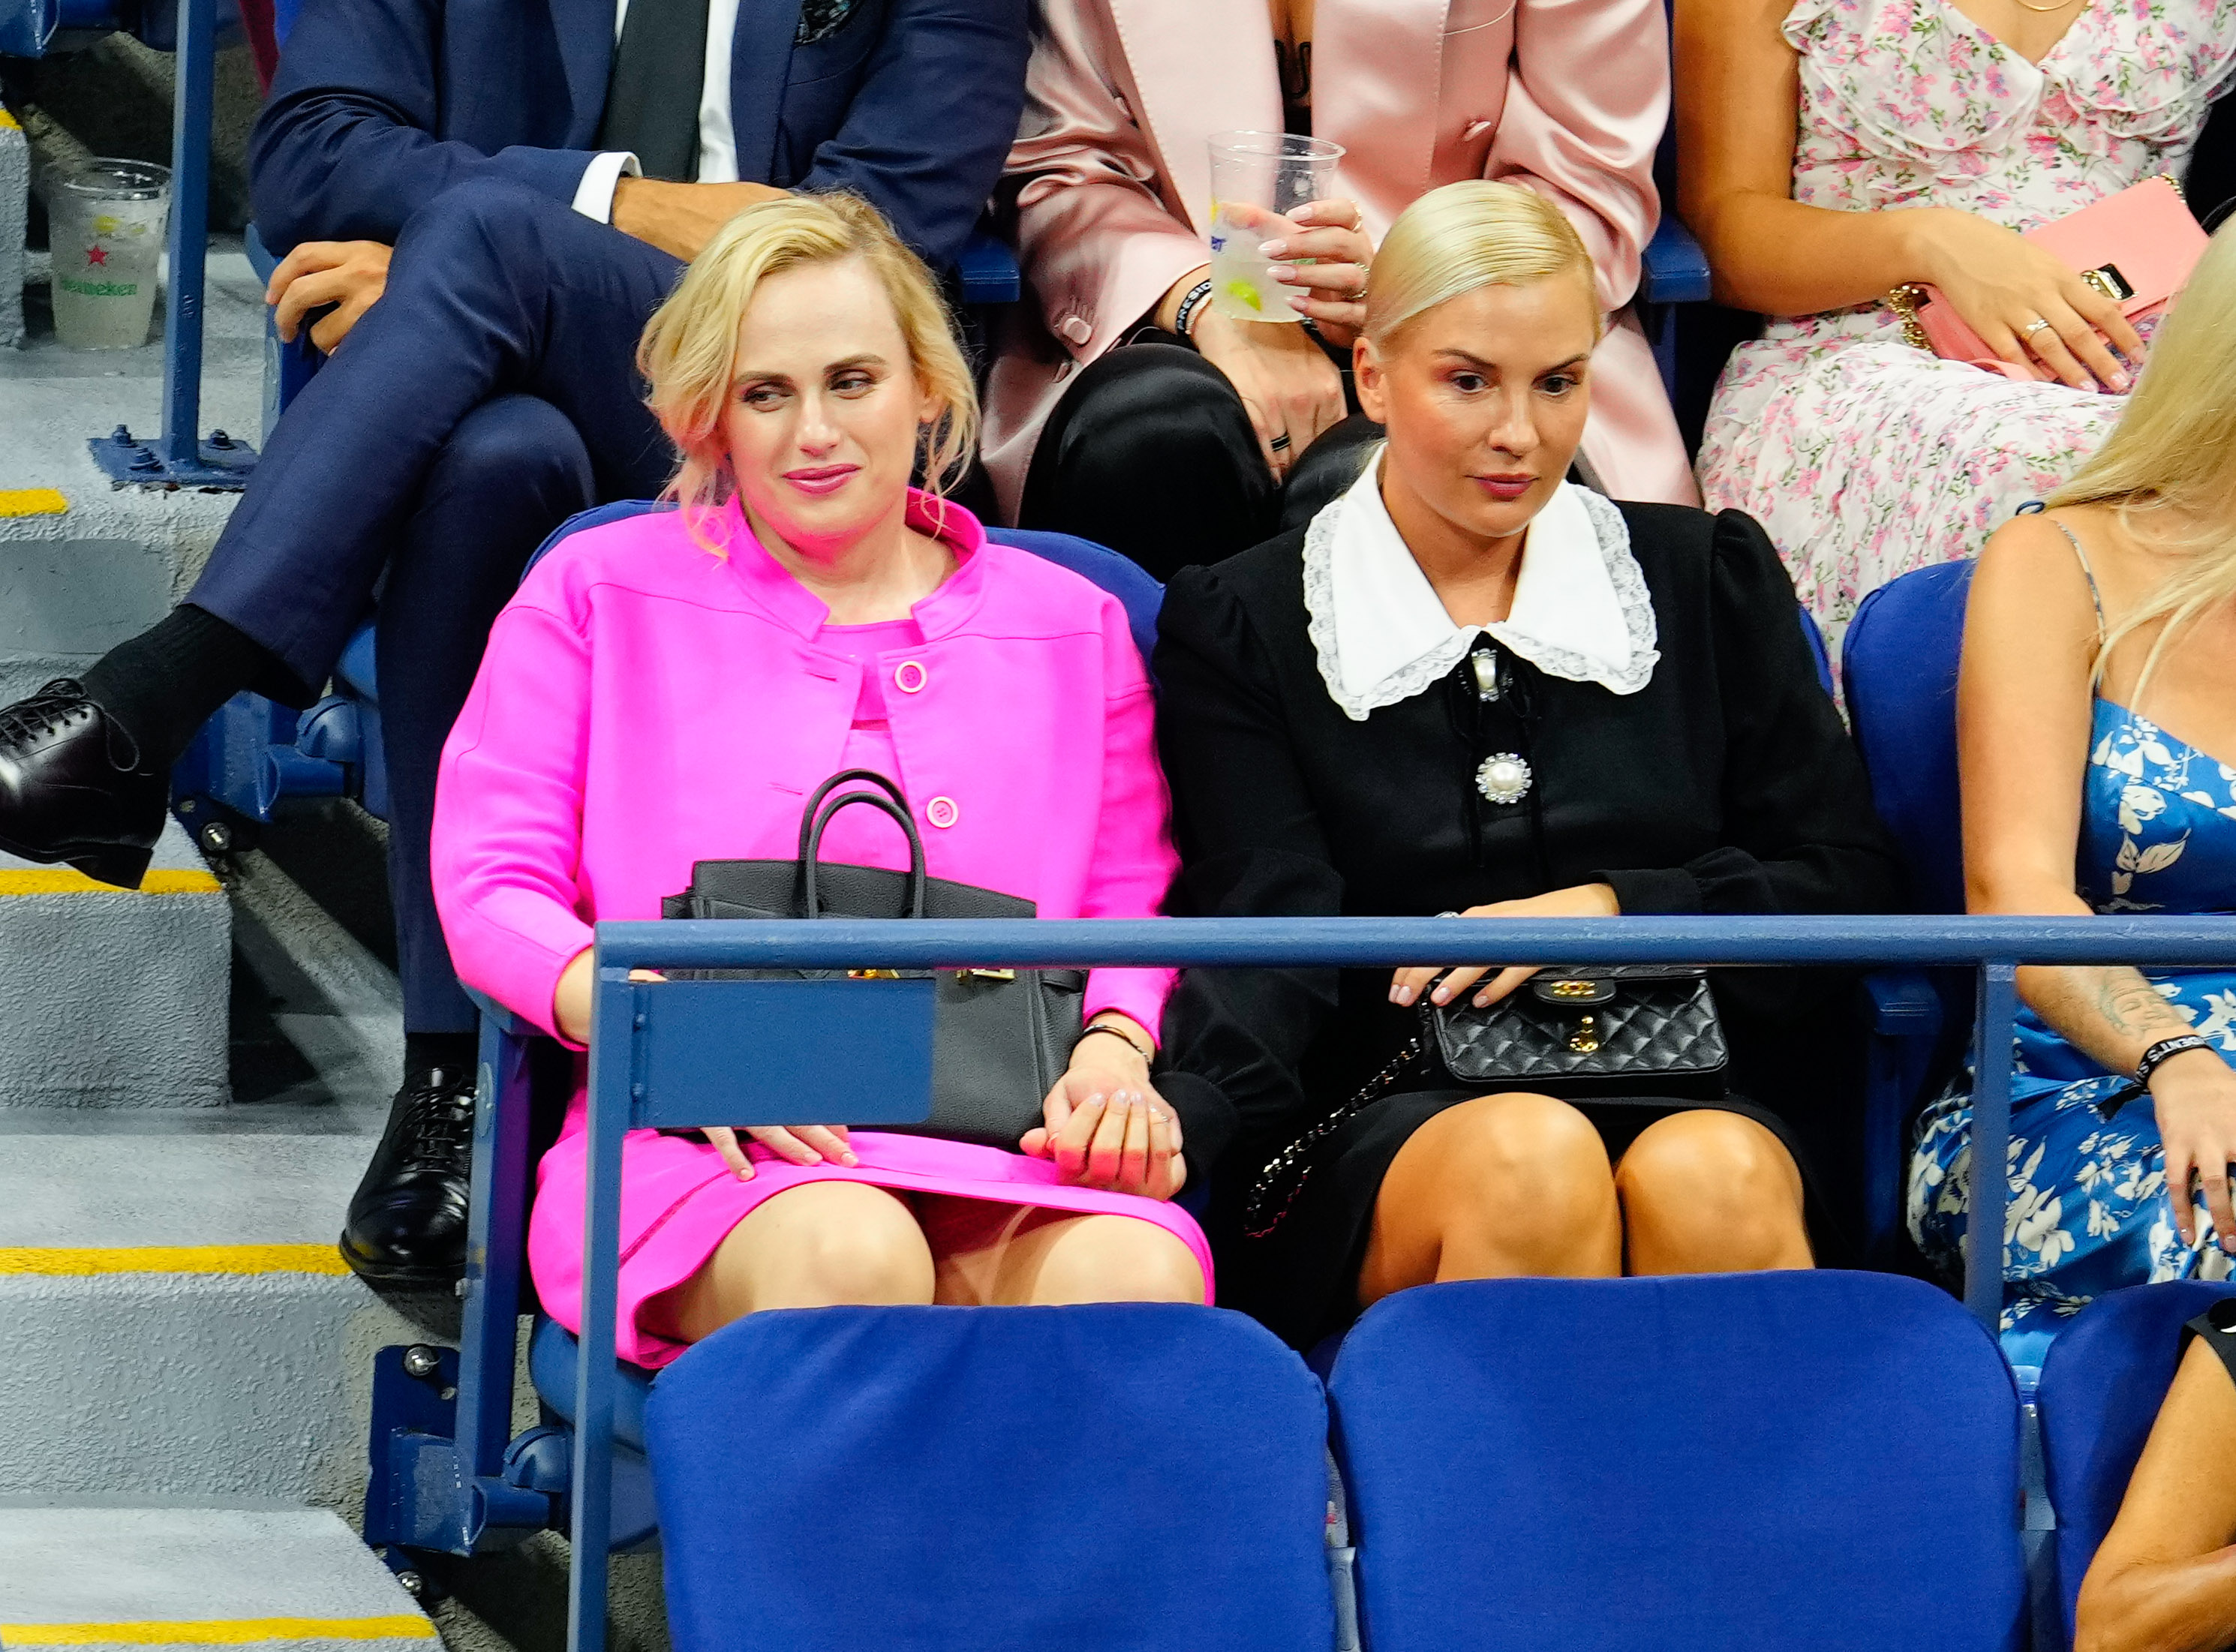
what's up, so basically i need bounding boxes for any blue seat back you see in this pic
[643,1305,1333,1651]
[1329,1273,2026,1651]
[521,501,1162,659]
[2036,1280,2236,1652]
[1841,558,1975,915]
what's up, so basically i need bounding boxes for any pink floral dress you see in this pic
[1695,0,2236,653]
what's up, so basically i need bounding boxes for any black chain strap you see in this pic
[1243,1032,1427,1239]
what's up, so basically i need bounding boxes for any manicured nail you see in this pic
[2109,372,2129,392]
[1289,296,1312,312]
[1474,992,1492,1008]
[1431,987,1450,1005]
[840,1150,858,1167]
[1259,239,1288,257]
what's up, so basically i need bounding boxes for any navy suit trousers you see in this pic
[191,179,682,1032]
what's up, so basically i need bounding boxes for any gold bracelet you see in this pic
[1886,283,1932,352]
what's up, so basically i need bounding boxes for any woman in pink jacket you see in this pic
[431,194,1212,1367]
[986,0,1697,581]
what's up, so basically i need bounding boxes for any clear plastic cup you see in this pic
[47,158,170,350]
[1206,132,1345,324]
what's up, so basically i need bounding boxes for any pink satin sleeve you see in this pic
[1484,0,1669,312]
[1004,0,1208,362]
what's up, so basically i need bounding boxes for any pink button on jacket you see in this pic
[431,494,1181,1045]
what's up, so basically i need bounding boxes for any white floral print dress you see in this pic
[1694,0,2236,656]
[1910,698,2236,1366]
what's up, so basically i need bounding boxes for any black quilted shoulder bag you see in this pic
[659,769,1083,1149]
[1244,966,1728,1236]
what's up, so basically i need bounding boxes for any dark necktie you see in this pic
[595,0,711,183]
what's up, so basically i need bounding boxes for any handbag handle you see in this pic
[799,770,927,921]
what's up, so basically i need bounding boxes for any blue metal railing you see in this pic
[553,912,2233,1652]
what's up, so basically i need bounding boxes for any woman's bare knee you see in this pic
[660,1182,934,1338]
[1617,1110,1811,1275]
[1024,1215,1206,1305]
[1362,1092,1621,1299]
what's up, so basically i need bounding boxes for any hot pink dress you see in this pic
[431,492,1211,1367]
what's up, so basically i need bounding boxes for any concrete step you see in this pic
[0,1124,456,1510]
[0,818,230,1110]
[0,1507,436,1652]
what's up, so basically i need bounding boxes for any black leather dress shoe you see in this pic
[340,1067,476,1289]
[0,680,167,889]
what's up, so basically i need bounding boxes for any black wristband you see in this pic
[2138,1034,2217,1089]
[1172,278,1215,338]
[1076,1022,1153,1065]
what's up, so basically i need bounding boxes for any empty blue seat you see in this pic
[2034,1280,2236,1652]
[643,1304,1334,1652]
[1328,1273,2026,1650]
[1842,557,1975,917]
[1841,557,1979,1252]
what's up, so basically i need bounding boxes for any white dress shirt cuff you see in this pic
[570,152,643,224]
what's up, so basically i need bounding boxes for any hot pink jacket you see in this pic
[431,494,1180,1044]
[983,0,1698,515]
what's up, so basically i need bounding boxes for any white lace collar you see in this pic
[1302,454,1660,722]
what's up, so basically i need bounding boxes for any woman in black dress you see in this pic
[1153,179,1907,1349]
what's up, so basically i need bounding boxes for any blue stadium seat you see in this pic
[1842,557,1979,1256]
[1842,559,1974,917]
[1327,1272,2027,1651]
[644,1305,1334,1651]
[2034,1280,2236,1652]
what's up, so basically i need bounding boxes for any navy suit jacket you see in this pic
[249,0,1028,266]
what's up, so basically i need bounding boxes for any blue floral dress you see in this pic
[1910,701,2236,1365]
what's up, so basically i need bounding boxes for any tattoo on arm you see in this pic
[2092,967,2193,1046]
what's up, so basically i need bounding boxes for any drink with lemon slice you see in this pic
[1205,134,1345,325]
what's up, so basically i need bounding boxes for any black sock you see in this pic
[80,604,283,771]
[404,1032,477,1089]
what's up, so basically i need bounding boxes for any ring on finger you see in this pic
[1270,432,1292,452]
[2021,317,2053,341]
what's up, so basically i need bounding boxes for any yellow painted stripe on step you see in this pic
[0,488,68,517]
[0,869,221,896]
[0,1617,437,1645]
[0,108,19,130]
[0,1245,351,1276]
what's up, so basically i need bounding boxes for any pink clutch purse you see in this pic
[1890,176,2207,381]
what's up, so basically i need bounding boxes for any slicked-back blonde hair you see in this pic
[2044,218,2236,694]
[637,191,978,551]
[1364,179,1603,348]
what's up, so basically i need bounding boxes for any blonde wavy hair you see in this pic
[2044,218,2236,691]
[1364,179,1603,348]
[636,191,978,550]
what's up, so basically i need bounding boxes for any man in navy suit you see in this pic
[0,0,1027,1286]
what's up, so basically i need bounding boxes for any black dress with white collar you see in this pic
[1152,497,1906,1348]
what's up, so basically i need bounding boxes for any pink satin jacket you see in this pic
[983,0,1699,515]
[431,494,1180,1047]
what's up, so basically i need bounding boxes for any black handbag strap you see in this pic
[801,772,927,921]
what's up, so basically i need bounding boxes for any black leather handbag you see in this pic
[1245,966,1728,1236]
[659,770,1083,1149]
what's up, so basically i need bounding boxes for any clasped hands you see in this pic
[1388,883,1622,1010]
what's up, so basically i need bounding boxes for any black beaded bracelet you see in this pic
[1077,1022,1153,1065]
[1172,278,1215,338]
[2137,1033,2216,1089]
